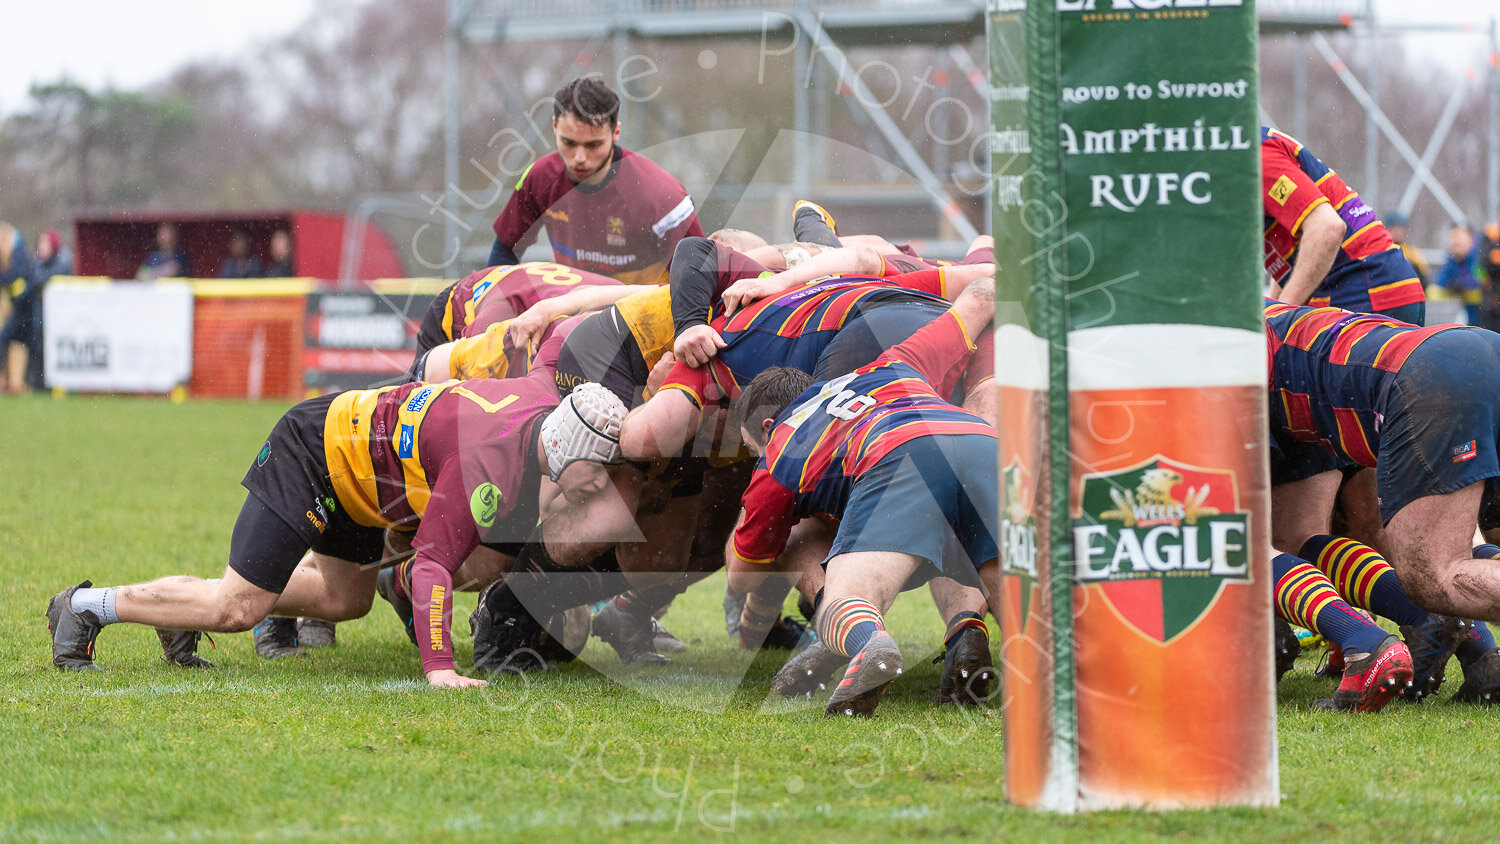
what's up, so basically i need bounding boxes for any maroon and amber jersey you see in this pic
[661,269,954,406]
[1261,127,1423,314]
[323,376,557,673]
[1265,298,1454,466]
[439,262,621,341]
[493,147,703,286]
[732,310,986,564]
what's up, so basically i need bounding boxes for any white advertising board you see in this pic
[43,281,194,392]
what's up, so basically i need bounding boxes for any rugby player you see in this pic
[728,277,1000,717]
[1265,299,1500,659]
[411,260,625,362]
[46,377,630,689]
[487,77,703,286]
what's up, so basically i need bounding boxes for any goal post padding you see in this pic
[989,0,1275,811]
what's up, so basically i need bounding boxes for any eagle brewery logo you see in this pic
[1000,457,1041,626]
[1072,456,1250,644]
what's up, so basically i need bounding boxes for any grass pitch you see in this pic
[2,395,1499,841]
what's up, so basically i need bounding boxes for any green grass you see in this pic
[2,394,1499,841]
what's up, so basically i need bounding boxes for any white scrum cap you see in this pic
[540,382,626,480]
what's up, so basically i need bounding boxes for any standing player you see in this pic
[728,278,1000,717]
[1260,127,1425,324]
[487,77,703,286]
[45,377,629,688]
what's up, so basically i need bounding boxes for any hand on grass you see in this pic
[426,669,487,689]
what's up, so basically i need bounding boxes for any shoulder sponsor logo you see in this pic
[470,482,501,527]
[398,424,414,459]
[1072,456,1251,645]
[406,386,436,413]
[1269,174,1297,206]
[256,441,271,467]
[652,195,696,239]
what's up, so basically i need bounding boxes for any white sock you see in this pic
[71,587,119,625]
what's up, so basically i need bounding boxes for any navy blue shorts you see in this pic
[828,434,1000,571]
[812,299,949,380]
[1377,328,1500,523]
[1269,429,1348,487]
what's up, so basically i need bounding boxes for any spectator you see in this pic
[1478,222,1500,331]
[1384,211,1429,287]
[0,223,37,393]
[264,230,294,277]
[139,222,191,279]
[218,230,262,279]
[1434,224,1487,325]
[18,229,71,389]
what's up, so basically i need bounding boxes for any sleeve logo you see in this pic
[1268,175,1297,206]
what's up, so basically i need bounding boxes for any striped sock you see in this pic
[1299,534,1428,627]
[738,591,782,647]
[392,560,413,600]
[1474,544,1500,560]
[816,597,884,658]
[1273,553,1388,656]
[944,611,988,650]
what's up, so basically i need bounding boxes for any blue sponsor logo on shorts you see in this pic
[406,386,435,413]
[398,424,414,459]
[1453,440,1478,464]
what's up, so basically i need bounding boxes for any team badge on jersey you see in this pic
[1072,456,1252,644]
[606,215,626,247]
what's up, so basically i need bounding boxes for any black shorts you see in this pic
[413,281,459,357]
[1268,428,1348,487]
[235,394,389,592]
[554,310,649,407]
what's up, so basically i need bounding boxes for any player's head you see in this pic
[707,228,768,253]
[541,382,627,499]
[734,367,814,456]
[552,77,621,184]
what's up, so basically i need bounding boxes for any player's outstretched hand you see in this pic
[426,668,488,689]
[673,324,726,368]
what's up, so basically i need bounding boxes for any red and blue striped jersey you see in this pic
[1265,298,1454,466]
[1261,127,1423,314]
[732,310,989,564]
[660,268,952,406]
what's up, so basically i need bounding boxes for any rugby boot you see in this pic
[652,618,687,654]
[296,618,336,648]
[1311,635,1413,713]
[761,616,810,651]
[471,581,554,675]
[252,616,305,658]
[1272,616,1300,683]
[592,601,671,666]
[1451,648,1500,704]
[771,638,847,698]
[535,606,591,664]
[45,581,103,671]
[1313,641,1346,680]
[156,628,213,668]
[826,632,903,718]
[792,200,839,243]
[375,567,417,646]
[1400,614,1472,702]
[932,626,995,706]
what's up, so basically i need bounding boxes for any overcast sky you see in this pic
[6,0,1500,115]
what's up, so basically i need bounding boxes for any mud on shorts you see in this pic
[554,310,649,408]
[1376,328,1500,524]
[827,434,1000,572]
[236,393,390,593]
